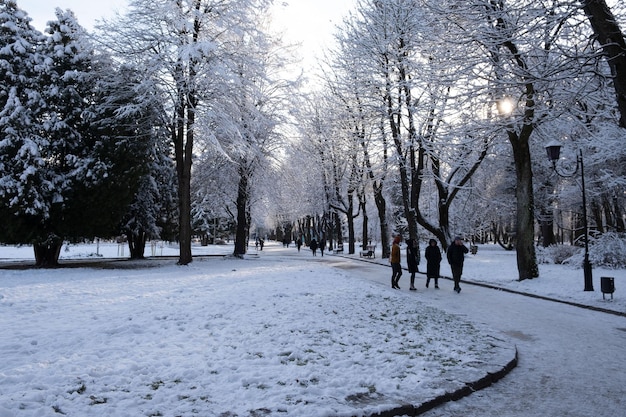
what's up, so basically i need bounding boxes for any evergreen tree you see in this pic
[0,6,150,265]
[114,68,178,259]
[0,1,52,260]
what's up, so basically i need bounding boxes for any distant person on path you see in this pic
[425,238,442,289]
[319,238,326,257]
[310,239,318,256]
[447,236,469,293]
[390,235,402,289]
[296,237,302,252]
[259,238,264,251]
[406,238,419,291]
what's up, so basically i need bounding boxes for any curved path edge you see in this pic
[361,348,518,417]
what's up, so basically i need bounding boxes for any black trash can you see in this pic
[601,277,615,300]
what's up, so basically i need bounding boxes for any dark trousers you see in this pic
[426,275,439,287]
[391,263,402,287]
[450,264,463,289]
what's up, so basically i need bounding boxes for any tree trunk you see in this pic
[173,83,194,265]
[177,139,193,265]
[234,168,248,256]
[510,129,539,280]
[373,183,390,258]
[347,193,356,254]
[539,218,556,247]
[614,196,625,231]
[591,200,604,234]
[127,231,146,259]
[334,212,343,246]
[582,0,626,128]
[33,239,63,267]
[360,198,368,250]
[539,208,556,247]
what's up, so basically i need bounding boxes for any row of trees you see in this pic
[2,0,624,280]
[97,0,298,263]
[1,0,296,265]
[282,0,626,280]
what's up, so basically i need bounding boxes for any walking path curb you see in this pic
[367,348,518,417]
[360,348,517,417]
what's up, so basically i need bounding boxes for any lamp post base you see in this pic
[583,258,594,291]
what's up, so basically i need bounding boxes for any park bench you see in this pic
[359,244,376,258]
[333,244,344,254]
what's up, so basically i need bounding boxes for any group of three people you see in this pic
[390,236,468,293]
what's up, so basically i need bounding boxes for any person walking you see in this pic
[406,238,419,291]
[310,238,318,256]
[447,236,469,293]
[319,238,326,257]
[390,235,402,289]
[425,238,442,289]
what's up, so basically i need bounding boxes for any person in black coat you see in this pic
[309,238,318,256]
[447,236,469,293]
[425,238,442,289]
[406,238,419,291]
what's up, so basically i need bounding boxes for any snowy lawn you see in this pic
[0,243,514,417]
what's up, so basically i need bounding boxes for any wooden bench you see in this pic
[360,245,376,258]
[333,244,344,254]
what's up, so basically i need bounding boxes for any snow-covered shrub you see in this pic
[588,232,626,269]
[536,244,580,264]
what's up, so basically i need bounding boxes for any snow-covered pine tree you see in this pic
[0,2,53,263]
[0,5,154,265]
[112,67,178,259]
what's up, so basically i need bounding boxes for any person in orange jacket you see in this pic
[390,235,402,289]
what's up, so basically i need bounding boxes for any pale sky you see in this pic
[18,0,356,70]
[19,0,127,30]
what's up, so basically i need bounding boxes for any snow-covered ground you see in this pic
[2,240,623,313]
[0,241,623,416]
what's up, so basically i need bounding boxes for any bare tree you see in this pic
[99,0,270,264]
[581,0,626,128]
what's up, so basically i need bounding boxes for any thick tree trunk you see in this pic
[334,212,343,247]
[234,169,248,257]
[173,86,194,265]
[539,215,556,248]
[127,231,146,259]
[582,0,626,128]
[33,239,62,267]
[177,146,193,265]
[510,131,539,280]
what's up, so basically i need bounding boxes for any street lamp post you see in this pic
[545,141,594,291]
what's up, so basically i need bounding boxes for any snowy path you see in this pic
[319,255,626,417]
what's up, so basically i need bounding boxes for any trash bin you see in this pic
[600,277,615,300]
